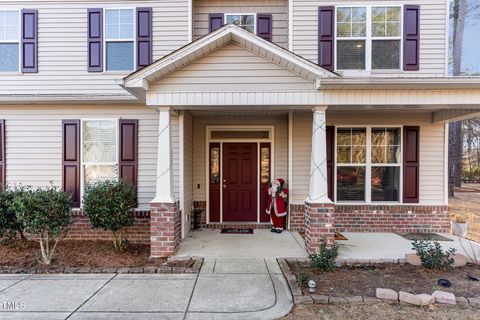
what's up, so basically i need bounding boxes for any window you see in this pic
[105,9,134,71]
[210,146,220,184]
[0,10,20,72]
[336,127,402,203]
[371,7,401,69]
[336,6,402,71]
[225,14,255,33]
[82,120,118,187]
[336,7,366,70]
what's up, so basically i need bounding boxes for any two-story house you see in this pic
[1,0,480,257]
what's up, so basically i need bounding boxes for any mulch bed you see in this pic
[0,240,195,270]
[289,261,480,298]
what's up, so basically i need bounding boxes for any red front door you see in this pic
[222,143,258,222]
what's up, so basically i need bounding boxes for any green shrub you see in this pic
[13,186,71,265]
[0,186,27,244]
[309,240,339,271]
[295,262,309,287]
[82,179,136,252]
[411,239,456,270]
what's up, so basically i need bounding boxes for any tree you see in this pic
[449,0,468,195]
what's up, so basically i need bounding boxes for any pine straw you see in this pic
[0,240,194,269]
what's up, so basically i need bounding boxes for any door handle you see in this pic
[223,184,227,189]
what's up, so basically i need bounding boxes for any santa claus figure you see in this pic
[266,178,288,233]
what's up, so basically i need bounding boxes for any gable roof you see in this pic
[120,24,338,101]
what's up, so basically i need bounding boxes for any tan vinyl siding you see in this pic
[183,110,193,237]
[151,43,315,92]
[193,0,289,49]
[192,114,288,201]
[0,0,189,99]
[292,0,447,76]
[1,105,159,209]
[291,111,446,205]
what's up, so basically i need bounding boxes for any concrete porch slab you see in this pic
[176,229,307,258]
[214,258,268,274]
[337,232,480,261]
[70,313,184,320]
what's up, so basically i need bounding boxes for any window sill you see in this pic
[102,71,133,75]
[0,72,22,75]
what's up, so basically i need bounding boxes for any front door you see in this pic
[222,143,258,222]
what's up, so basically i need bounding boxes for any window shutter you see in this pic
[136,7,152,70]
[209,13,224,32]
[21,9,38,73]
[318,6,335,71]
[119,120,138,193]
[403,5,420,71]
[0,120,5,191]
[257,14,272,41]
[87,8,103,72]
[403,126,420,203]
[326,126,335,201]
[62,120,81,207]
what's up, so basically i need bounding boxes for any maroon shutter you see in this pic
[119,120,138,192]
[21,9,38,73]
[136,7,152,70]
[326,126,335,201]
[403,126,420,203]
[209,13,224,32]
[403,5,420,71]
[0,120,5,191]
[87,8,103,72]
[257,14,272,41]
[62,120,81,207]
[318,6,335,71]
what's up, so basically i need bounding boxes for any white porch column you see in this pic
[307,106,331,204]
[152,106,175,203]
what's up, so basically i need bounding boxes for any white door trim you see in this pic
[205,125,274,224]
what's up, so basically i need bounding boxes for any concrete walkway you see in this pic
[0,258,293,320]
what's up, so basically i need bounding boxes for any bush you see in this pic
[82,179,136,252]
[13,186,71,265]
[0,186,27,244]
[309,240,339,271]
[411,239,456,270]
[295,262,309,287]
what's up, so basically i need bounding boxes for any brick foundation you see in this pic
[192,201,207,228]
[335,205,450,233]
[150,201,182,258]
[64,210,150,244]
[304,202,336,253]
[289,204,305,233]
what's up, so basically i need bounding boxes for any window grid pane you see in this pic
[226,14,255,33]
[106,41,134,71]
[0,43,19,71]
[0,11,20,42]
[337,127,402,203]
[105,9,134,40]
[83,120,117,163]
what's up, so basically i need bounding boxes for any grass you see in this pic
[284,304,479,320]
[450,184,480,242]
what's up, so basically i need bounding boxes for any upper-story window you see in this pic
[0,10,20,72]
[225,14,255,33]
[105,8,135,71]
[336,6,402,71]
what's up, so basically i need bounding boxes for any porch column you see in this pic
[305,106,335,253]
[150,107,181,258]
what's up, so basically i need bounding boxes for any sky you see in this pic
[449,0,480,75]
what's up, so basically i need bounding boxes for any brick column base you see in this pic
[150,201,181,258]
[305,202,336,254]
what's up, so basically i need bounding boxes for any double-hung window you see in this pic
[0,10,20,72]
[82,120,118,189]
[336,127,402,203]
[336,6,402,71]
[225,14,255,33]
[105,8,135,71]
